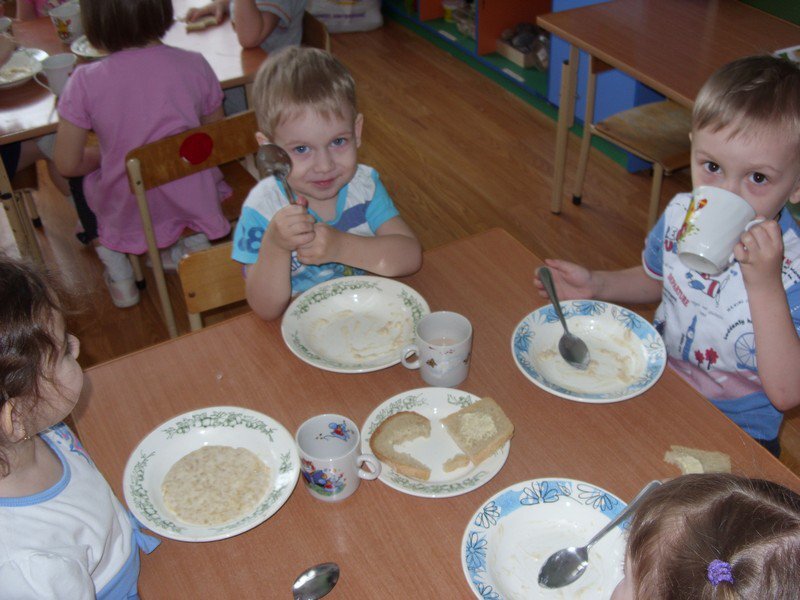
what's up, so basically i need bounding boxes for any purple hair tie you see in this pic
[707,559,734,586]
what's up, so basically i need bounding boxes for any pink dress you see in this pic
[58,45,231,254]
[20,0,70,17]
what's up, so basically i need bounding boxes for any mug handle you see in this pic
[728,217,766,265]
[33,71,53,94]
[357,454,381,480]
[401,344,420,369]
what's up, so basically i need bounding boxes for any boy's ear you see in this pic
[0,399,28,443]
[255,132,269,146]
[354,113,364,148]
[789,180,800,205]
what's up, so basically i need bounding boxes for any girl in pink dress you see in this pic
[54,0,231,307]
[16,0,71,19]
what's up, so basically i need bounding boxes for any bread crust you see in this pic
[369,411,432,480]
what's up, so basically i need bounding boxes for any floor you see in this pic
[5,18,799,475]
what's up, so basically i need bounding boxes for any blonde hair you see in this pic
[251,47,357,138]
[693,55,800,144]
[626,474,800,599]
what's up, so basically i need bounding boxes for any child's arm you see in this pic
[533,258,662,304]
[230,0,281,48]
[54,119,100,177]
[200,106,224,125]
[737,220,800,411]
[245,204,316,321]
[295,216,423,277]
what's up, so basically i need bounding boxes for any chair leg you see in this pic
[128,254,146,289]
[21,190,42,228]
[147,245,179,338]
[572,69,598,206]
[647,164,665,231]
[188,312,203,332]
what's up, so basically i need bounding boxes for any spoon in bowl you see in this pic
[537,267,590,370]
[256,143,297,204]
[538,480,662,589]
[292,562,340,600]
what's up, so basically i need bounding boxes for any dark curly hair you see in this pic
[0,256,67,475]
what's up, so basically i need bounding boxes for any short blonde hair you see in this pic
[251,47,357,138]
[693,54,800,144]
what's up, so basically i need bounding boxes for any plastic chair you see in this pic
[177,241,245,331]
[125,110,259,338]
[572,56,692,230]
[302,11,331,52]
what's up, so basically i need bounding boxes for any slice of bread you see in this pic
[443,453,470,472]
[664,445,731,474]
[369,411,432,480]
[441,397,514,466]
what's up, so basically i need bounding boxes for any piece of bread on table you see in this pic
[369,411,432,480]
[186,15,217,32]
[664,445,731,474]
[441,397,514,466]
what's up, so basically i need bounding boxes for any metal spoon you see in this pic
[256,143,297,203]
[537,266,591,370]
[538,480,662,589]
[292,562,340,600]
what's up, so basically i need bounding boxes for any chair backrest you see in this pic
[302,11,331,52]
[126,110,259,192]
[124,110,258,338]
[177,241,246,330]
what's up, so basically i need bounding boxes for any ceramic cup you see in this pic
[34,53,76,96]
[401,311,473,387]
[50,1,83,44]
[677,186,764,275]
[295,414,380,502]
[0,16,12,34]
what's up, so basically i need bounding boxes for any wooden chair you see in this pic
[0,160,43,263]
[125,110,259,338]
[572,56,692,230]
[177,241,246,331]
[302,11,331,52]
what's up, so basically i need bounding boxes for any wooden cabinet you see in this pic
[384,0,552,97]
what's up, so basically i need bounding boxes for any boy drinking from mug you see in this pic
[534,55,800,457]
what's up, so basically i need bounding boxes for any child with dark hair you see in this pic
[0,256,158,597]
[611,473,800,599]
[54,0,232,308]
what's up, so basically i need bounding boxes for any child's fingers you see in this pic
[295,196,308,208]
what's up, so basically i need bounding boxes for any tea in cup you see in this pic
[677,186,763,275]
[34,53,76,96]
[295,414,380,502]
[401,311,473,387]
[50,1,83,44]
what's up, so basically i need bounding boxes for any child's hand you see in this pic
[264,204,315,253]
[296,223,342,265]
[735,218,784,286]
[534,259,597,300]
[186,0,227,24]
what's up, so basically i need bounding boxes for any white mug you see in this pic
[49,1,83,44]
[677,186,763,275]
[34,53,76,96]
[296,414,380,502]
[0,16,12,34]
[401,311,473,387]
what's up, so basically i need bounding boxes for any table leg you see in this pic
[550,45,580,214]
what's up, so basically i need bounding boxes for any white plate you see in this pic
[0,48,44,89]
[512,300,666,403]
[361,387,510,498]
[123,406,299,542]
[70,35,107,59]
[281,276,430,373]
[462,478,626,599]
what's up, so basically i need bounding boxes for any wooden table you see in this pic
[74,229,800,597]
[0,0,266,144]
[537,0,800,213]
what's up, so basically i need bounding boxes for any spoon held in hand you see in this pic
[537,267,591,370]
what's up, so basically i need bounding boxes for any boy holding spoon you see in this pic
[232,47,421,321]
